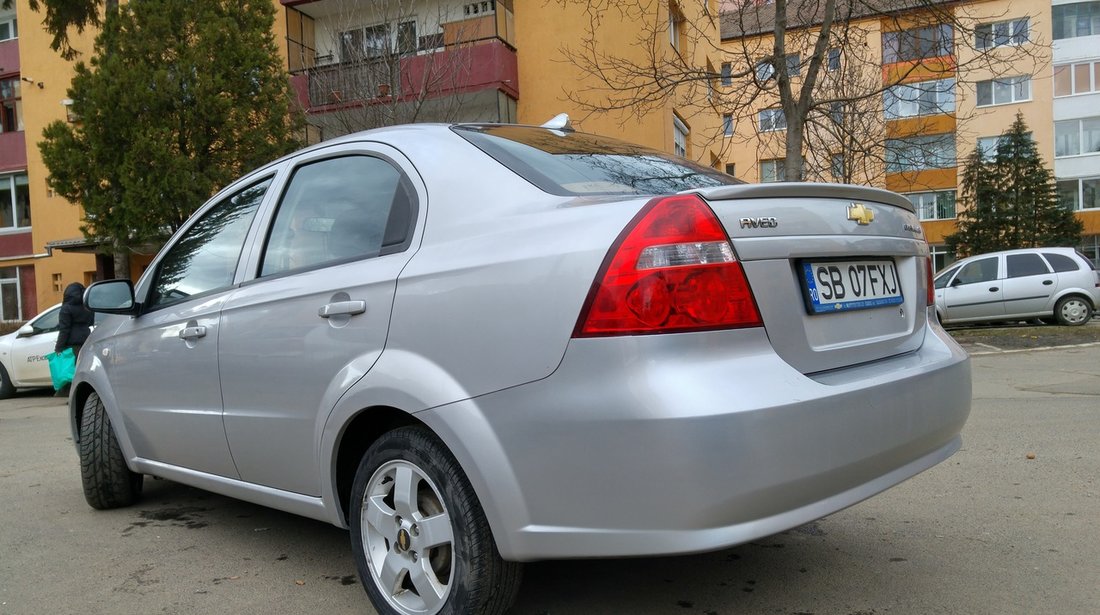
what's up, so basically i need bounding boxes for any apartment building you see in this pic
[8,0,723,318]
[720,0,1100,271]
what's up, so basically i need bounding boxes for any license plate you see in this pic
[801,260,904,314]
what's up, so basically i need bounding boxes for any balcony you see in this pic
[0,39,18,77]
[0,130,25,173]
[283,1,517,114]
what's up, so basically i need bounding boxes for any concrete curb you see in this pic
[962,340,1100,356]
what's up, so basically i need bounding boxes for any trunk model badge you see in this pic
[739,216,778,229]
[847,203,875,225]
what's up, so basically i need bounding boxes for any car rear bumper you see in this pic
[417,316,971,562]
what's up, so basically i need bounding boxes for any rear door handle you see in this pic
[179,326,207,340]
[989,287,999,292]
[318,300,367,318]
[1042,280,1054,285]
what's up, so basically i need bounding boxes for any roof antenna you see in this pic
[540,113,573,131]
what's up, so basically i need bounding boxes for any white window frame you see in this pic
[0,173,29,231]
[668,4,682,50]
[904,190,957,221]
[759,108,786,132]
[1055,117,1100,158]
[977,136,1003,162]
[0,16,16,42]
[885,134,956,173]
[722,114,733,136]
[975,17,1029,49]
[976,76,1031,107]
[1058,176,1100,210]
[673,115,688,157]
[883,78,955,119]
[760,159,784,183]
[930,245,956,273]
[0,265,22,322]
[1054,60,1100,97]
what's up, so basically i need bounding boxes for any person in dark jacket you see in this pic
[55,282,95,356]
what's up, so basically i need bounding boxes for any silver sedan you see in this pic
[71,121,971,615]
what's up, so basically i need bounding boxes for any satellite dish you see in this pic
[540,113,573,131]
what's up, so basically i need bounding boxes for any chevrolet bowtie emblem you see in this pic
[848,203,874,225]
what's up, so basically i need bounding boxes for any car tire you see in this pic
[0,363,14,399]
[349,426,522,615]
[80,392,143,509]
[1054,295,1092,326]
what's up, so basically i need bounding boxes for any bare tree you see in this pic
[292,0,517,139]
[555,0,1047,182]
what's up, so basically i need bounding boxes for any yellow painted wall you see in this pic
[17,0,100,314]
[515,1,723,167]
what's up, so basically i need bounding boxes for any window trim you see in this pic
[0,172,30,232]
[975,75,1031,108]
[883,77,956,120]
[904,189,957,221]
[1054,60,1100,98]
[975,17,1029,50]
[759,108,787,132]
[1054,117,1100,159]
[1057,176,1100,211]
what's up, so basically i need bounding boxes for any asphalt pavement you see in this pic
[1,346,1098,614]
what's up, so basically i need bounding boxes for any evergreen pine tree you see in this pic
[946,113,1081,256]
[39,0,303,253]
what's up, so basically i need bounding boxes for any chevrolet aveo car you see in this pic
[72,122,971,615]
[934,247,1100,326]
[0,303,63,397]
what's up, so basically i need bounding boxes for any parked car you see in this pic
[934,247,1100,326]
[0,303,63,397]
[71,121,971,615]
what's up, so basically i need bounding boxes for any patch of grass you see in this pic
[946,320,1100,350]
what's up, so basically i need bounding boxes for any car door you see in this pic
[104,177,273,478]
[8,305,61,385]
[941,255,1004,322]
[219,145,420,496]
[1000,252,1055,318]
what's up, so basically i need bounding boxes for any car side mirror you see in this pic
[950,278,963,287]
[16,324,34,338]
[85,279,139,315]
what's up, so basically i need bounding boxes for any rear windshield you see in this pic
[452,124,740,196]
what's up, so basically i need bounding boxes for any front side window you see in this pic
[1053,1,1100,40]
[30,305,61,333]
[934,264,960,289]
[0,173,30,229]
[260,156,414,277]
[148,179,271,310]
[1006,253,1050,278]
[976,76,1030,107]
[885,134,956,173]
[976,18,1029,49]
[955,257,999,285]
[883,78,955,119]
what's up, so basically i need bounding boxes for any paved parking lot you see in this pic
[2,346,1098,614]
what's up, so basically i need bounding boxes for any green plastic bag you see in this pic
[48,347,76,392]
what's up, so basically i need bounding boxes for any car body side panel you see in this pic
[417,315,970,561]
[1000,271,1057,317]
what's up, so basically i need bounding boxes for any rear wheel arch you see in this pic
[1053,293,1094,326]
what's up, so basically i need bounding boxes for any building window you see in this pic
[1079,234,1100,266]
[930,245,956,273]
[0,79,22,133]
[1055,117,1100,157]
[463,1,495,15]
[754,53,798,81]
[883,78,955,119]
[759,108,786,132]
[977,136,1003,162]
[786,53,801,76]
[760,158,785,183]
[669,2,684,51]
[0,266,21,321]
[905,190,957,220]
[722,114,733,136]
[827,48,841,71]
[830,154,844,179]
[1053,2,1100,40]
[829,102,845,125]
[975,18,1029,49]
[975,76,1030,107]
[340,20,417,61]
[0,173,30,230]
[1057,177,1100,210]
[724,163,736,176]
[1054,60,1100,97]
[721,62,732,86]
[885,134,956,173]
[673,115,688,157]
[0,17,16,42]
[883,24,953,63]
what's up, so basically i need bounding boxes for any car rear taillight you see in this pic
[925,255,935,306]
[574,194,762,337]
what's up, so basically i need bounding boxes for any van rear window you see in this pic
[452,124,740,196]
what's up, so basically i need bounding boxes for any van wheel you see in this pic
[80,392,143,509]
[0,363,14,398]
[1054,296,1092,326]
[349,427,521,615]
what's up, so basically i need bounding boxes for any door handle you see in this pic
[179,326,207,340]
[318,300,367,318]
[1042,280,1054,285]
[988,287,999,292]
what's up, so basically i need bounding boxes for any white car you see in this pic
[0,303,63,397]
[934,248,1100,326]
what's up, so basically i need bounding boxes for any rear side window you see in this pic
[1042,252,1080,272]
[452,124,740,196]
[955,257,999,285]
[260,155,415,277]
[1006,253,1050,278]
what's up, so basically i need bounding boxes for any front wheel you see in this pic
[80,392,143,509]
[1054,296,1092,326]
[350,426,521,615]
[0,363,14,399]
